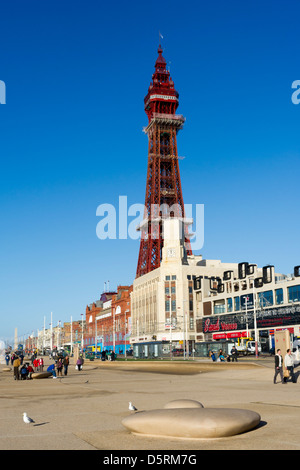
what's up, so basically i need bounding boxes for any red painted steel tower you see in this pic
[136,45,192,278]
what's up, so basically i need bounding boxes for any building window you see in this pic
[214,302,225,314]
[227,298,233,313]
[165,276,170,281]
[172,275,176,280]
[171,286,176,294]
[165,287,170,294]
[259,290,274,307]
[275,288,283,305]
[288,285,300,303]
[171,300,176,311]
[165,300,170,311]
[234,296,240,311]
[189,300,193,311]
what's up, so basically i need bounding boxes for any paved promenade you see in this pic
[1,356,299,450]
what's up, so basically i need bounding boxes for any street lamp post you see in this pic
[58,320,61,350]
[43,316,46,353]
[177,298,188,360]
[183,299,188,361]
[70,315,73,356]
[113,307,115,354]
[124,309,128,360]
[50,312,53,352]
[249,277,259,358]
[95,316,98,357]
[166,295,173,360]
[81,314,84,351]
[253,283,259,359]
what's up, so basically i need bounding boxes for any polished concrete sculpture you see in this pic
[32,371,52,379]
[122,400,261,439]
[164,399,204,409]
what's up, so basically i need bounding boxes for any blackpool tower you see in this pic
[136,45,192,278]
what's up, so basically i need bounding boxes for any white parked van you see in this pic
[247,341,262,355]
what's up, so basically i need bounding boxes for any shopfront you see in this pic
[201,303,300,344]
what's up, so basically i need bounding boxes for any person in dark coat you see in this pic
[231,345,238,362]
[274,349,285,384]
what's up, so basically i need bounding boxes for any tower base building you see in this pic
[131,218,240,357]
[131,218,300,358]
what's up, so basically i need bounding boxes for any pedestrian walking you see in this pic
[19,353,24,365]
[274,349,285,384]
[5,353,10,366]
[76,356,83,371]
[33,358,39,371]
[38,357,44,372]
[284,349,296,383]
[63,355,69,376]
[56,358,63,376]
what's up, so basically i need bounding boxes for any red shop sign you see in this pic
[226,332,242,338]
[213,333,227,340]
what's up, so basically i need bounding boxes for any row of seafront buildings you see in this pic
[25,285,133,355]
[26,218,300,358]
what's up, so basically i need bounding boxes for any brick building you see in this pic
[84,286,132,354]
[63,319,86,352]
[84,291,116,352]
[111,285,133,354]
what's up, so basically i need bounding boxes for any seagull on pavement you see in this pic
[23,412,35,424]
[129,402,138,411]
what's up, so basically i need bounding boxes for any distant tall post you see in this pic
[14,328,18,350]
[43,316,46,352]
[50,312,53,351]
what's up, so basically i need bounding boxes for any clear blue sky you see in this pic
[0,0,299,343]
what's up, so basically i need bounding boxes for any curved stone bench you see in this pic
[122,402,261,439]
[1,367,11,372]
[32,372,52,379]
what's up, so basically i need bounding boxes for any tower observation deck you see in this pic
[136,45,192,278]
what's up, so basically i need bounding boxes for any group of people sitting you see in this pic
[209,349,231,362]
[101,350,116,361]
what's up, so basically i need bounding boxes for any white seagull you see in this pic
[23,412,35,424]
[129,402,138,411]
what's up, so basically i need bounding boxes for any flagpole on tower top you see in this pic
[159,31,163,45]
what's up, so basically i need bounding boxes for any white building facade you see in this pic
[131,218,300,357]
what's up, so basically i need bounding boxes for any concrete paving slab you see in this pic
[1,357,299,450]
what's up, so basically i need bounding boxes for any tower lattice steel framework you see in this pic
[136,45,192,278]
